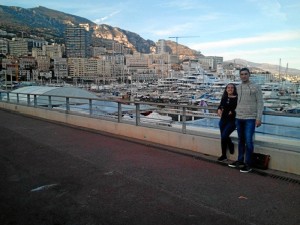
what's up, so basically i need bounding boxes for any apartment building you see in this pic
[36,55,51,72]
[8,39,28,56]
[32,47,44,58]
[18,56,36,80]
[146,53,177,77]
[67,58,86,77]
[125,52,148,68]
[26,38,48,52]
[0,38,9,55]
[198,56,223,71]
[2,57,19,81]
[42,44,64,58]
[104,54,125,80]
[91,46,107,57]
[67,57,113,82]
[53,57,68,79]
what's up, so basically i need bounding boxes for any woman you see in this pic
[217,83,237,162]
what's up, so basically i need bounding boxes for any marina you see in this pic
[1,64,300,117]
[1,75,299,142]
[1,60,300,140]
[81,71,300,114]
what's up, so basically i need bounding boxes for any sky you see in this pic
[2,0,300,70]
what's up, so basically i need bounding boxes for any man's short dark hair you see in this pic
[240,67,250,75]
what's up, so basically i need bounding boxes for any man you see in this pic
[228,68,264,173]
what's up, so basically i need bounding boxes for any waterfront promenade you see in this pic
[0,109,300,225]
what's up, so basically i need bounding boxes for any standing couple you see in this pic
[217,68,263,173]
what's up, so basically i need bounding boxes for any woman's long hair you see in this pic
[221,83,237,101]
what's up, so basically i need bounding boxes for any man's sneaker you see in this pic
[240,165,252,173]
[218,155,227,162]
[228,161,243,168]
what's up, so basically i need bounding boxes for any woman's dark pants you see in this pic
[219,119,236,157]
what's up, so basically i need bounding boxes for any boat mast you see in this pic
[279,58,281,81]
[285,63,288,81]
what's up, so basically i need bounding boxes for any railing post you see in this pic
[89,99,93,115]
[17,93,19,103]
[118,102,122,122]
[48,96,52,108]
[34,95,37,107]
[66,97,70,112]
[135,102,140,126]
[27,94,30,105]
[182,106,186,134]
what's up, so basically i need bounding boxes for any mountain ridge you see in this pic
[224,58,299,75]
[0,4,299,74]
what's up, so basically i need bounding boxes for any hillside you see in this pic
[0,5,94,42]
[93,24,156,53]
[0,5,195,55]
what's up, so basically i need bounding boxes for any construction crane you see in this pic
[168,36,200,56]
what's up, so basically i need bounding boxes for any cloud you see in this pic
[216,47,300,58]
[189,31,300,50]
[159,0,209,10]
[151,22,194,36]
[285,2,300,8]
[93,10,121,24]
[248,0,287,20]
[146,11,220,38]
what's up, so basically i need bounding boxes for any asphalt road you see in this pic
[0,109,299,225]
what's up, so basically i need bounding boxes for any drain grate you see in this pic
[253,169,300,185]
[268,174,300,184]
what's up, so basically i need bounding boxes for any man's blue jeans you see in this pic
[235,119,256,166]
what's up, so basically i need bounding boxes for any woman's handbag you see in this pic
[252,153,270,170]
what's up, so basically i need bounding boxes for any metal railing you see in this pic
[1,90,299,142]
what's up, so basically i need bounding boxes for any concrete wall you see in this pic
[1,101,299,176]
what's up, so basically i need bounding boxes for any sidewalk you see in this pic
[0,109,299,225]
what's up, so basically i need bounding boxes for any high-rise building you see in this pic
[65,25,90,58]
